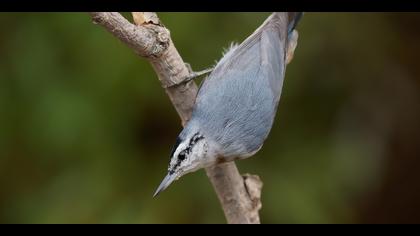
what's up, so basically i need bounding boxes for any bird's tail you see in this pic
[287,12,304,34]
[267,12,303,37]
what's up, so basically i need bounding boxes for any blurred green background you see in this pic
[0,12,419,223]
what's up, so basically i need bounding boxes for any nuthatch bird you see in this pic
[154,12,303,197]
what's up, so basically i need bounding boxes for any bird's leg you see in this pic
[184,67,213,82]
[286,29,299,65]
[168,63,213,87]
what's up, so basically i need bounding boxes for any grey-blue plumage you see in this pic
[183,13,292,159]
[154,12,302,197]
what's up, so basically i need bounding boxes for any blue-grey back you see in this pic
[190,13,289,158]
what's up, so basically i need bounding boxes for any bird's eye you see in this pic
[178,152,186,161]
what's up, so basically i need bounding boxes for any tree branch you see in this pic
[89,12,286,224]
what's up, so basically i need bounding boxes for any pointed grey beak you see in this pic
[153,173,177,198]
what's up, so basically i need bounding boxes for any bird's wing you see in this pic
[202,12,293,97]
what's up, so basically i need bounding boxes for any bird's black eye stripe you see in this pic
[178,133,203,160]
[170,133,204,173]
[189,133,204,147]
[180,133,203,157]
[184,133,204,155]
[172,152,185,173]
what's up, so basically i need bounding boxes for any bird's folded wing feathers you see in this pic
[206,13,291,94]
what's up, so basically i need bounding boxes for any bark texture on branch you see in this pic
[89,12,295,224]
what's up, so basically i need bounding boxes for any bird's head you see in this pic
[153,130,210,197]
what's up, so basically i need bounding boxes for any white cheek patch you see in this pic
[169,143,188,171]
[169,133,205,175]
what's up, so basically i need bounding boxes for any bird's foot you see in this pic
[168,63,213,88]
